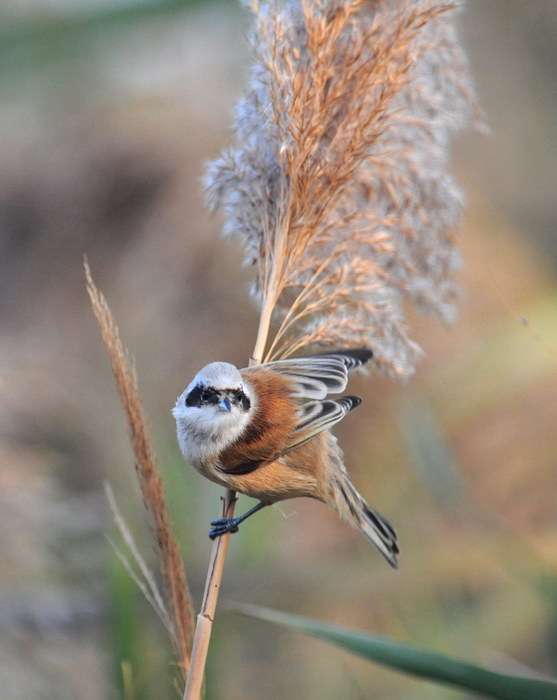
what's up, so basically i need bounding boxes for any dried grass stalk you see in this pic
[85,262,195,676]
[105,482,172,633]
[206,0,477,372]
[183,489,237,700]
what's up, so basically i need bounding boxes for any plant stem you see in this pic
[251,288,276,365]
[182,489,237,700]
[184,288,272,698]
[183,230,277,700]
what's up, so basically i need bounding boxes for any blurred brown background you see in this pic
[1,1,556,698]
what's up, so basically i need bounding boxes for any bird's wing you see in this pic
[222,396,363,470]
[277,396,362,456]
[246,348,372,400]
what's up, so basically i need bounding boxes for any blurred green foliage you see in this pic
[233,603,557,699]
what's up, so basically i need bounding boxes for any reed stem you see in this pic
[183,348,266,699]
[183,489,237,700]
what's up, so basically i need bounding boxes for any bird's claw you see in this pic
[208,517,240,539]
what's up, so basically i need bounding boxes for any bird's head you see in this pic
[172,362,253,459]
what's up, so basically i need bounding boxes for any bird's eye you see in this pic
[201,390,212,402]
[230,388,250,411]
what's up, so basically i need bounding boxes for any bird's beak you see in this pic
[218,397,232,412]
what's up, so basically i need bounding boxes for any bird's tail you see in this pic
[330,473,399,568]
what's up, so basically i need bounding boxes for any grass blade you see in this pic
[231,603,557,700]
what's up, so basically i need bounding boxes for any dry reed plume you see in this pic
[206,0,476,371]
[85,262,195,678]
[87,0,476,697]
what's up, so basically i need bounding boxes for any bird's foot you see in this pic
[209,517,241,539]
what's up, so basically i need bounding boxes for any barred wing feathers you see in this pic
[292,395,361,443]
[248,348,372,399]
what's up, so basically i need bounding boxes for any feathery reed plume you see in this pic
[85,262,195,677]
[88,1,477,695]
[183,1,477,694]
[206,0,477,372]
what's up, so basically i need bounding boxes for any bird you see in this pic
[172,348,399,567]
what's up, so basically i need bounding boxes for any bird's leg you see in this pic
[209,501,268,539]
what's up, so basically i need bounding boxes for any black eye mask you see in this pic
[232,389,251,412]
[185,384,251,411]
[185,384,219,407]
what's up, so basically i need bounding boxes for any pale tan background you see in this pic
[1,1,556,698]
